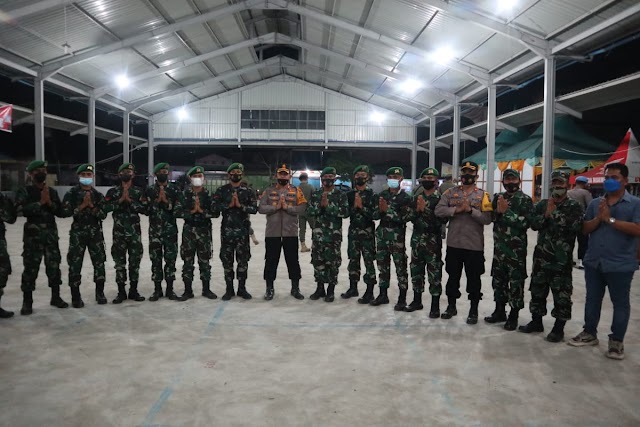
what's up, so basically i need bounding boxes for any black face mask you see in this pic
[120,174,132,183]
[354,177,367,186]
[277,179,289,186]
[34,172,47,183]
[504,183,519,193]
[230,174,242,183]
[461,174,476,185]
[421,180,435,190]
[322,179,335,187]
[156,174,168,183]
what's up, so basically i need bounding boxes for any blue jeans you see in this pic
[584,265,634,341]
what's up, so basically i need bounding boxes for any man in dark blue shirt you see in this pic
[568,163,640,360]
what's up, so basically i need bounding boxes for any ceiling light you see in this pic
[431,47,456,65]
[177,106,188,121]
[370,111,386,123]
[497,0,517,13]
[399,78,423,94]
[115,74,130,89]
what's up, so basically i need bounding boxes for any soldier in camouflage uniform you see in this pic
[145,162,180,301]
[343,165,379,303]
[371,167,412,310]
[104,163,147,304]
[61,164,107,308]
[0,190,17,318]
[306,167,349,302]
[175,166,217,301]
[407,168,446,316]
[212,162,258,301]
[14,160,68,315]
[485,169,533,331]
[519,170,583,342]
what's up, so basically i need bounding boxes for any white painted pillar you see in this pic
[486,84,497,194]
[429,115,436,168]
[410,126,418,191]
[541,57,556,199]
[34,76,45,160]
[123,111,130,164]
[88,95,96,167]
[147,120,155,186]
[452,101,461,180]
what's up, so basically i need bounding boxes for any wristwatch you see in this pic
[608,217,616,225]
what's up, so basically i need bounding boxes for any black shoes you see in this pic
[112,284,127,304]
[404,291,423,312]
[369,288,389,306]
[546,319,566,342]
[518,315,544,333]
[484,303,507,324]
[71,287,84,308]
[95,281,107,305]
[357,284,374,304]
[428,296,440,318]
[50,285,69,308]
[128,282,145,302]
[149,282,163,302]
[221,282,235,301]
[341,281,359,299]
[504,309,519,331]
[264,281,274,301]
[309,283,326,300]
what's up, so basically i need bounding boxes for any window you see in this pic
[240,110,325,130]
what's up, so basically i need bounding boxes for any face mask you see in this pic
[461,174,476,185]
[230,174,242,183]
[156,174,168,183]
[120,174,132,183]
[551,186,567,198]
[79,177,93,186]
[354,177,367,186]
[387,179,400,189]
[504,183,519,193]
[191,177,203,187]
[277,179,289,186]
[322,179,335,187]
[421,180,435,190]
[604,178,622,193]
[34,172,47,183]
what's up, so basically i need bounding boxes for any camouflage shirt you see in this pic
[61,186,107,228]
[492,190,533,261]
[410,190,446,234]
[144,183,181,228]
[15,185,62,224]
[176,188,217,226]
[377,189,412,229]
[0,192,17,235]
[306,188,349,243]
[104,185,147,226]
[212,183,258,238]
[347,187,379,234]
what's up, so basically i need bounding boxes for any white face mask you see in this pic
[191,177,203,187]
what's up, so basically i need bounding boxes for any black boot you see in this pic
[518,315,544,333]
[484,302,507,323]
[179,281,194,301]
[95,281,107,305]
[394,288,408,311]
[441,297,457,319]
[128,281,145,302]
[546,319,566,342]
[149,282,163,301]
[504,309,519,331]
[341,281,359,299]
[0,295,13,318]
[20,291,33,315]
[309,283,326,300]
[71,287,84,308]
[369,288,389,306]
[290,280,304,300]
[202,281,217,299]
[236,279,252,300]
[112,283,127,304]
[466,300,479,325]
[165,280,178,300]
[324,283,335,302]
[357,283,375,304]
[428,296,440,318]
[50,284,69,308]
[264,281,274,300]
[222,281,235,301]
[404,291,423,312]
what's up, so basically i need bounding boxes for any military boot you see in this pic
[128,281,145,302]
[300,242,310,253]
[466,300,480,325]
[518,315,544,333]
[202,281,217,299]
[264,281,275,300]
[404,291,423,312]
[179,281,194,301]
[324,283,336,302]
[95,281,107,305]
[428,296,441,318]
[71,287,84,308]
[441,297,457,319]
[112,283,127,304]
[394,288,408,311]
[0,296,13,318]
[20,291,33,315]
[50,284,69,308]
[546,319,566,342]
[357,283,374,304]
[484,302,507,323]
[236,279,252,300]
[149,282,163,301]
[309,283,326,300]
[504,309,519,331]
[222,281,235,301]
[165,280,179,300]
[341,281,359,299]
[290,280,304,300]
[369,288,389,306]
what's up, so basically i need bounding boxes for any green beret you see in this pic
[227,162,244,173]
[154,162,170,174]
[118,163,135,173]
[76,163,94,174]
[26,160,47,172]
[353,165,370,175]
[386,167,403,176]
[503,169,520,179]
[551,169,569,182]
[420,167,439,177]
[321,167,336,177]
[188,166,205,176]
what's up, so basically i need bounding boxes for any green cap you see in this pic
[551,170,569,182]
[118,163,135,173]
[26,160,47,172]
[76,164,94,174]
[420,167,439,177]
[502,169,520,179]
[386,167,403,176]
[227,162,244,173]
[321,167,336,177]
[353,165,370,175]
[153,162,170,174]
[188,166,205,176]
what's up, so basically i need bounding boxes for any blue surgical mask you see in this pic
[387,179,400,189]
[604,178,622,193]
[79,177,93,186]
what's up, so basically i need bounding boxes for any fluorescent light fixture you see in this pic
[370,111,386,123]
[115,74,130,89]
[431,47,456,65]
[497,0,517,13]
[399,78,423,94]
[177,106,188,121]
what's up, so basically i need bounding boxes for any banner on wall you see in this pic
[0,105,12,133]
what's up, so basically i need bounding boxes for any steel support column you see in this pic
[148,121,155,186]
[88,95,96,167]
[34,77,45,160]
[452,102,461,180]
[429,115,436,168]
[541,57,556,199]
[123,111,130,164]
[411,126,418,192]
[486,84,497,194]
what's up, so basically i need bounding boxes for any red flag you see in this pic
[0,105,12,133]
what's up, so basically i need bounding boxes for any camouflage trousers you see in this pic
[21,223,63,292]
[376,227,408,290]
[181,224,212,282]
[67,225,106,287]
[219,235,251,283]
[347,229,376,285]
[0,238,10,298]
[491,257,527,310]
[149,224,178,283]
[410,233,443,295]
[111,224,143,284]
[528,258,572,320]
[311,240,342,284]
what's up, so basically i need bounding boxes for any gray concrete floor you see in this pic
[0,215,639,427]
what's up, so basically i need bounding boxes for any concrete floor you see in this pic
[0,214,638,427]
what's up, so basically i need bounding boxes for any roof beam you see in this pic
[0,0,65,21]
[556,102,582,120]
[496,121,517,132]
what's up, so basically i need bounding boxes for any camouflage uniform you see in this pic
[176,188,215,283]
[0,192,17,299]
[346,187,379,287]
[376,189,412,290]
[144,182,181,283]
